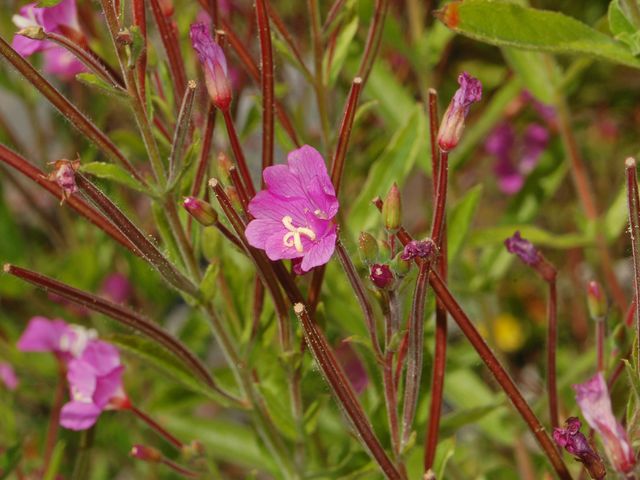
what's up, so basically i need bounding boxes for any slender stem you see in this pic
[406,0,425,44]
[294,303,404,480]
[76,174,197,295]
[625,157,640,373]
[148,0,187,105]
[44,32,124,89]
[430,151,448,245]
[214,220,245,251]
[222,110,256,197]
[42,363,66,474]
[130,405,183,449]
[255,0,275,177]
[428,89,439,179]
[335,240,383,361]
[2,264,237,401]
[190,103,217,198]
[356,0,390,86]
[228,166,251,214]
[547,280,559,429]
[556,96,626,313]
[0,144,137,253]
[0,35,145,185]
[330,77,363,195]
[168,81,197,185]
[218,16,301,146]
[267,3,314,81]
[165,200,200,281]
[71,428,95,480]
[160,458,200,478]
[596,320,605,372]
[132,0,147,100]
[323,0,347,32]
[382,291,401,459]
[308,0,331,149]
[401,260,430,446]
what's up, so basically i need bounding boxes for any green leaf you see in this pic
[107,334,230,404]
[42,441,65,480]
[348,107,426,232]
[439,403,502,438]
[623,359,640,401]
[80,162,147,193]
[501,49,557,104]
[199,262,219,302]
[448,184,483,261]
[604,181,629,242]
[38,0,63,6]
[327,16,359,86]
[437,0,640,68]
[433,436,455,479]
[76,73,126,98]
[609,0,640,54]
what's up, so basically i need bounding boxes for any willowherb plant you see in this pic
[1,0,640,479]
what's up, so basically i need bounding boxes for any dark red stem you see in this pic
[255,0,275,177]
[190,103,217,198]
[222,109,256,197]
[132,0,147,100]
[548,279,559,430]
[356,0,389,86]
[130,405,183,449]
[626,157,640,373]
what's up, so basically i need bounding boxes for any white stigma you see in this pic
[282,215,316,253]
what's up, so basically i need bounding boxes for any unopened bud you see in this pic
[181,440,205,459]
[378,239,391,261]
[116,28,133,45]
[190,23,232,111]
[130,444,162,462]
[392,252,411,277]
[587,281,607,320]
[370,263,394,289]
[437,72,482,152]
[358,232,379,265]
[17,26,45,40]
[183,197,218,226]
[382,183,402,232]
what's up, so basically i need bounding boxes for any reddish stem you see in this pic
[148,0,187,106]
[0,144,137,254]
[430,150,448,246]
[228,166,251,215]
[626,157,640,373]
[222,109,256,197]
[323,0,347,32]
[294,303,404,480]
[331,77,363,194]
[160,458,200,478]
[190,103,217,198]
[548,279,559,430]
[596,320,605,372]
[267,4,312,78]
[0,36,145,185]
[255,0,275,177]
[132,0,147,100]
[130,405,183,449]
[356,0,390,85]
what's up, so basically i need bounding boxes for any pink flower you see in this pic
[17,316,96,363]
[190,22,232,110]
[60,340,127,430]
[0,362,19,391]
[574,373,636,474]
[335,341,369,395]
[369,263,394,289]
[12,0,86,79]
[553,417,606,480]
[437,72,482,152]
[245,145,339,272]
[100,273,132,305]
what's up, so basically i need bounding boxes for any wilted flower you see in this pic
[334,341,369,395]
[369,263,394,289]
[0,362,18,390]
[46,158,80,203]
[504,231,539,266]
[553,417,606,480]
[382,183,402,232]
[574,373,636,474]
[437,72,482,152]
[245,145,339,272]
[12,0,86,78]
[61,339,127,430]
[189,23,232,110]
[17,316,97,362]
[400,240,435,261]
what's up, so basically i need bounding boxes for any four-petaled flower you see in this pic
[18,316,97,362]
[574,372,636,474]
[553,417,606,480]
[437,72,482,152]
[189,22,232,111]
[12,0,86,79]
[245,145,339,273]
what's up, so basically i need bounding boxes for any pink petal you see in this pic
[17,316,69,353]
[43,46,86,79]
[93,366,124,408]
[41,0,79,31]
[247,191,308,224]
[245,218,282,249]
[300,228,336,272]
[60,401,102,430]
[0,363,19,391]
[67,359,98,399]
[263,164,306,200]
[11,34,46,56]
[264,231,303,261]
[79,340,120,376]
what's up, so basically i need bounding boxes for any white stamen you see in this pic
[282,215,316,253]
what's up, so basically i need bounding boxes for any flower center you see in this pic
[282,215,316,253]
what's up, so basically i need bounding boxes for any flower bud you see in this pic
[553,417,606,480]
[587,281,607,320]
[504,231,539,266]
[369,263,394,289]
[17,25,45,40]
[437,72,482,152]
[382,183,402,232]
[190,23,232,111]
[358,232,379,265]
[130,444,162,463]
[183,196,218,226]
[392,252,411,277]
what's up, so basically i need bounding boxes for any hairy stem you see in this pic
[625,157,640,373]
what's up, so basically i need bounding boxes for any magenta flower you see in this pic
[486,123,523,195]
[0,362,19,391]
[17,316,96,362]
[437,72,482,152]
[245,145,339,272]
[189,22,232,111]
[400,240,435,262]
[553,417,606,480]
[521,123,549,173]
[12,0,86,79]
[574,373,636,474]
[370,263,394,289]
[61,340,127,430]
[504,231,539,266]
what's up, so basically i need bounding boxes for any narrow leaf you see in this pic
[80,162,147,193]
